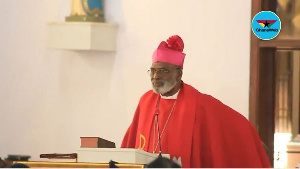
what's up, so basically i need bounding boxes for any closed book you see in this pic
[80,137,116,148]
[77,148,162,164]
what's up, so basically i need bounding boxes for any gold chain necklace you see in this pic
[152,99,177,153]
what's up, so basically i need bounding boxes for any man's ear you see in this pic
[177,69,183,80]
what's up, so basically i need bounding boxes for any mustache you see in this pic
[152,79,165,83]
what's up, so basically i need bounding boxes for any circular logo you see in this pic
[252,11,281,40]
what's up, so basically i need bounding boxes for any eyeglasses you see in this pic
[147,68,170,76]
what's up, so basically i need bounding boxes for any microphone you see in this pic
[155,113,162,157]
[154,96,162,157]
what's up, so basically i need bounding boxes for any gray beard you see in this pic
[152,74,177,95]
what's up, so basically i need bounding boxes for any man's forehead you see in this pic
[151,62,175,68]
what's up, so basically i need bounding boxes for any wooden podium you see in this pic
[16,161,144,168]
[15,148,160,168]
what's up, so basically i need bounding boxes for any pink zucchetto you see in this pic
[152,35,186,68]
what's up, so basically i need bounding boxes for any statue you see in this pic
[66,0,105,22]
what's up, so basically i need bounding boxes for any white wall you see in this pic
[0,0,251,161]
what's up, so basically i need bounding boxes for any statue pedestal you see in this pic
[47,22,118,51]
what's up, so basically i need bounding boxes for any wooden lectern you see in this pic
[15,148,160,168]
[16,161,144,168]
[11,137,161,168]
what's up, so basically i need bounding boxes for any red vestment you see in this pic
[121,82,271,168]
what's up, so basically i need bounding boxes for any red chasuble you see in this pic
[121,82,271,168]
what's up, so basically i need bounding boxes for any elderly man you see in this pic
[121,35,271,168]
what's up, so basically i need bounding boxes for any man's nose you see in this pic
[152,72,161,78]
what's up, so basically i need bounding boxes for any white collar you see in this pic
[160,89,180,99]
